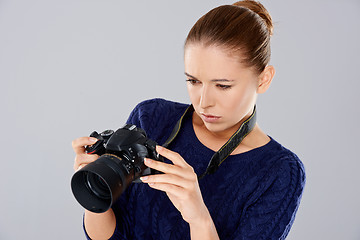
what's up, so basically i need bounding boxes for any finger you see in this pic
[73,154,99,171]
[146,182,186,199]
[144,158,196,182]
[75,163,86,171]
[72,137,98,154]
[156,146,190,168]
[74,160,92,171]
[75,154,99,165]
[144,158,181,175]
[140,173,192,189]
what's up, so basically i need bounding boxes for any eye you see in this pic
[216,84,232,90]
[186,79,200,85]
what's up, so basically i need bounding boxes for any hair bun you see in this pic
[232,0,273,36]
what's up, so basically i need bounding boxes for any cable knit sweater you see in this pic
[84,98,306,240]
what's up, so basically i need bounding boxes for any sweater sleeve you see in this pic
[231,154,306,240]
[82,181,135,240]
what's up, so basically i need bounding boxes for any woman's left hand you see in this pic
[140,145,210,225]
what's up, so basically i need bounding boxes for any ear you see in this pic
[257,65,275,94]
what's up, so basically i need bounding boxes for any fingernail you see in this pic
[89,137,98,142]
[140,176,148,181]
[144,158,152,164]
[156,145,163,151]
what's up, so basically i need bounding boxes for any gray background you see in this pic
[0,0,359,239]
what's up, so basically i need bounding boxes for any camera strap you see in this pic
[162,104,257,180]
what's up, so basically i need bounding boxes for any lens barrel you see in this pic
[71,154,134,213]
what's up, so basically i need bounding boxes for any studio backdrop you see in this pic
[0,0,359,239]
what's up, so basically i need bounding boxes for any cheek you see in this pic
[221,88,255,115]
[187,86,199,102]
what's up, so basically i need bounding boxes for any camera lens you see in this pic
[71,154,135,213]
[85,172,111,200]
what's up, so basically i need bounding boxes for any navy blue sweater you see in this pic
[84,98,306,240]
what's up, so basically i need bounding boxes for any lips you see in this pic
[200,113,221,123]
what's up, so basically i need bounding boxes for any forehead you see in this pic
[184,44,255,79]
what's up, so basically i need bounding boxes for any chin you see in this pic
[203,122,227,133]
[203,120,242,136]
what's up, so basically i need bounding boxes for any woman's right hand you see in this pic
[72,137,99,171]
[72,136,117,239]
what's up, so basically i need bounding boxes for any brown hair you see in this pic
[185,0,273,74]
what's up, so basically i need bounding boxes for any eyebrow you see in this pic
[184,72,235,82]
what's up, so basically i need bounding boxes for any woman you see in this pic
[72,1,306,239]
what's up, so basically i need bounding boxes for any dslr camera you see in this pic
[71,124,163,213]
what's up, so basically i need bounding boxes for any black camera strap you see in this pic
[162,104,257,179]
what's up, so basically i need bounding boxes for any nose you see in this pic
[200,85,215,109]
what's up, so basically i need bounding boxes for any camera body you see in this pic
[71,124,163,213]
[86,124,162,181]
